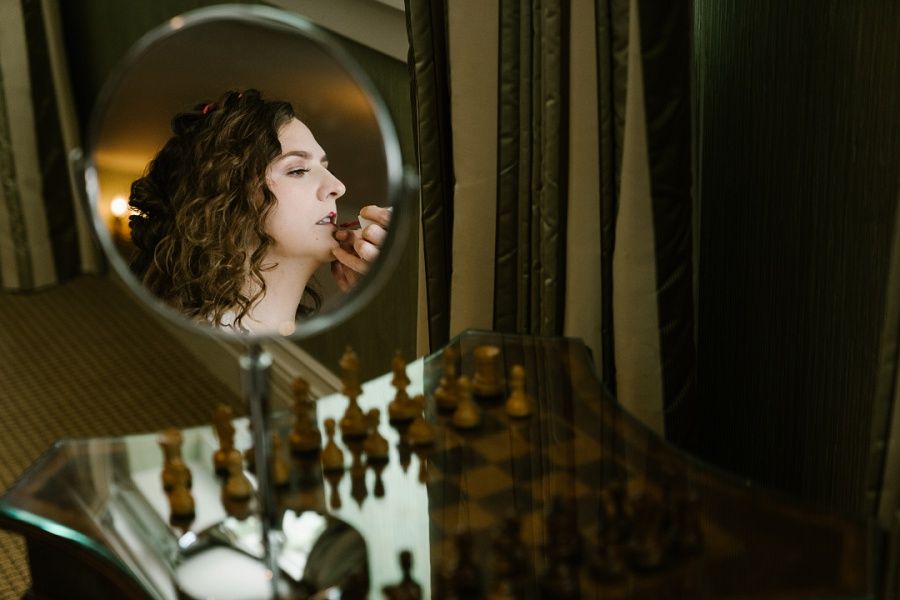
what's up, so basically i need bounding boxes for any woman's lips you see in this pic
[316,211,337,226]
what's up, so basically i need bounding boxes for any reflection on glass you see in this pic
[127,89,391,335]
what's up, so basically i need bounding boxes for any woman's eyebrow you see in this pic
[276,150,328,164]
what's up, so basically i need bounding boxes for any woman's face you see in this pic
[264,118,346,265]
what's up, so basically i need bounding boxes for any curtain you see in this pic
[870,179,900,596]
[404,0,455,352]
[0,0,96,291]
[405,0,696,439]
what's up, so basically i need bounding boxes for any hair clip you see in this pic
[201,102,215,115]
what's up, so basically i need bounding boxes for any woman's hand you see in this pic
[331,205,391,292]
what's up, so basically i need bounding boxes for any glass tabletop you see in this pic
[0,330,875,599]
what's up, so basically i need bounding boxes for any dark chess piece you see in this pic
[363,408,390,462]
[271,431,290,489]
[504,365,532,418]
[398,437,413,473]
[296,455,323,489]
[347,437,368,508]
[372,460,387,498]
[290,377,322,455]
[413,444,431,484]
[452,376,481,430]
[224,449,253,501]
[625,484,665,572]
[489,516,529,599]
[339,347,368,438]
[407,395,436,446]
[220,487,253,521]
[321,418,345,472]
[325,467,344,510]
[434,346,460,412]
[588,492,627,583]
[383,550,422,600]
[451,531,483,598]
[540,497,581,600]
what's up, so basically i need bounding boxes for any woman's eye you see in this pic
[288,168,310,177]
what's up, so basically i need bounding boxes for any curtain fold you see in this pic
[404,0,455,351]
[0,0,94,291]
[494,0,569,336]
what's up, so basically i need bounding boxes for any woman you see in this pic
[129,89,388,334]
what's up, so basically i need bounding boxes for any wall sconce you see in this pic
[109,195,129,241]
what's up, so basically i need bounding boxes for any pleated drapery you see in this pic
[404,0,455,351]
[494,0,569,336]
[0,0,96,291]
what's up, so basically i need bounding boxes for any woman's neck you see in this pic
[242,259,319,334]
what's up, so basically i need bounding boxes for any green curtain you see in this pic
[404,0,454,351]
[494,0,569,336]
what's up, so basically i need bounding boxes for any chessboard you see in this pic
[146,330,869,600]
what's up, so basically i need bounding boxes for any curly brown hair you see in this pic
[129,89,321,329]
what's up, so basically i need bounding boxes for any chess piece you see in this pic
[398,437,413,473]
[212,404,241,476]
[290,377,322,455]
[168,462,195,520]
[434,346,460,411]
[492,516,529,587]
[321,418,345,472]
[407,395,435,446]
[451,532,483,598]
[325,468,344,510]
[221,489,253,521]
[382,550,422,600]
[452,376,481,429]
[224,450,254,501]
[339,347,368,437]
[541,497,582,600]
[159,428,192,492]
[363,408,389,461]
[346,436,368,508]
[271,432,290,489]
[371,460,387,498]
[389,351,419,422]
[413,444,431,484]
[472,344,504,399]
[504,365,532,418]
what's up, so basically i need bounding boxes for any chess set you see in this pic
[148,331,869,599]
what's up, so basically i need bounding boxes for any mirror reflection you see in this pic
[127,89,391,335]
[88,8,405,338]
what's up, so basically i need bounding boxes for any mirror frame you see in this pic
[81,4,413,342]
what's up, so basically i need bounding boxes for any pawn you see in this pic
[398,437,413,473]
[452,376,481,430]
[324,468,344,510]
[159,428,192,492]
[371,460,387,498]
[472,344,504,399]
[504,365,532,418]
[271,432,290,489]
[321,418,345,472]
[434,346,460,411]
[382,550,422,600]
[407,395,436,446]
[363,408,389,461]
[290,377,322,455]
[350,457,368,508]
[389,351,419,421]
[413,444,431,484]
[212,404,240,476]
[168,462,195,520]
[224,450,254,501]
[451,532,483,597]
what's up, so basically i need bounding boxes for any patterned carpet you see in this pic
[0,275,242,599]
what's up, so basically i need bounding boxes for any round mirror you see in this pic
[82,5,411,340]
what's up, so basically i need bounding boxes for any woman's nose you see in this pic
[321,171,346,201]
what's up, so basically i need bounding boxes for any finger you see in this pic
[361,223,387,246]
[332,246,369,274]
[360,205,392,228]
[331,261,355,292]
[334,229,350,242]
[353,238,380,263]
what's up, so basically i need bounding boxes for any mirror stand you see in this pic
[239,345,281,596]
